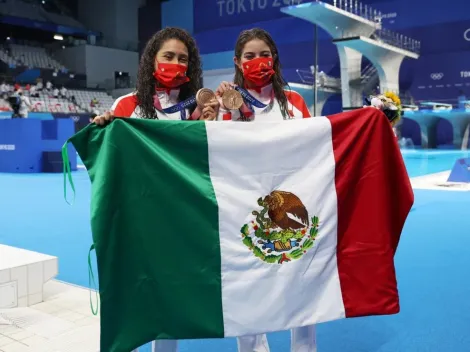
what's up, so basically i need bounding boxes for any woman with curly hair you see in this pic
[93,27,218,124]
[215,28,316,352]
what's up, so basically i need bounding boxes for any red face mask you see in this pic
[153,62,190,88]
[241,57,275,87]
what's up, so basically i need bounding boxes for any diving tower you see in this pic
[281,1,420,109]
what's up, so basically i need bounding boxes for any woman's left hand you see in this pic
[199,98,220,121]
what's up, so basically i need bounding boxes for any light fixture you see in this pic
[54,34,63,41]
[6,37,10,40]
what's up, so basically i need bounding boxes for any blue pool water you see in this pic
[401,150,470,177]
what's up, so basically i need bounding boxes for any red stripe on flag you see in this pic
[328,107,413,318]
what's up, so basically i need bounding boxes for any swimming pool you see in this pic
[401,150,470,177]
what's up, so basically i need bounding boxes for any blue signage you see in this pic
[194,0,305,33]
[405,50,470,101]
[194,0,470,34]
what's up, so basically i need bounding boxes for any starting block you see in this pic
[0,245,58,309]
[447,158,470,183]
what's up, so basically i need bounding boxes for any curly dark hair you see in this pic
[136,27,203,119]
[233,28,290,118]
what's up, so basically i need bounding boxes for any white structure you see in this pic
[333,36,419,94]
[0,245,58,309]
[281,1,419,109]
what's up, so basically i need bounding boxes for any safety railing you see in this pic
[295,69,341,90]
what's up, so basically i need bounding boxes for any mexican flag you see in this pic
[67,108,413,352]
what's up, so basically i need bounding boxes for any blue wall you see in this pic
[0,119,77,173]
[162,0,194,33]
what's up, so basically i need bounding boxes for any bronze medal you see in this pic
[196,88,216,107]
[222,89,243,110]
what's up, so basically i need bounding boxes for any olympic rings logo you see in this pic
[464,28,470,41]
[430,73,444,80]
[71,116,80,122]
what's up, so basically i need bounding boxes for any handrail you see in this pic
[316,0,421,54]
[295,69,341,90]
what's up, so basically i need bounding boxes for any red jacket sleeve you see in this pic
[285,90,311,118]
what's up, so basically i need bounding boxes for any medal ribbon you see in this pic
[235,87,268,108]
[154,95,197,120]
[235,86,275,120]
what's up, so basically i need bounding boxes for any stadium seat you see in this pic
[9,44,66,71]
[0,84,116,115]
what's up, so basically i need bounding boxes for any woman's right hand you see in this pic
[215,81,237,109]
[92,111,114,125]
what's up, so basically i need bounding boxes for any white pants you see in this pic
[237,325,317,352]
[139,324,317,352]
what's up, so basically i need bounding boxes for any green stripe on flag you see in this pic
[70,119,224,351]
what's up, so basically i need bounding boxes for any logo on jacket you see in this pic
[240,190,319,264]
[430,73,444,80]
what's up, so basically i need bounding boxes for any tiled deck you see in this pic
[0,281,99,352]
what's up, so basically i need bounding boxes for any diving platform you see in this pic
[280,1,379,39]
[281,1,420,109]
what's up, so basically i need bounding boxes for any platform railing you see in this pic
[295,69,341,90]
[372,28,421,54]
[299,0,421,54]
[335,27,421,54]
[296,63,376,90]
[314,0,382,23]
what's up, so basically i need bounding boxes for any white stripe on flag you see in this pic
[205,117,346,337]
